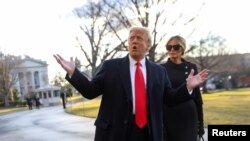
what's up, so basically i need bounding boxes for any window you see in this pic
[53,90,60,97]
[39,92,42,98]
[43,92,47,99]
[34,71,40,88]
[48,91,51,98]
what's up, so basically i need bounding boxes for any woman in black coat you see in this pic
[162,35,205,141]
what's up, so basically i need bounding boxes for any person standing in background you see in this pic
[26,97,33,110]
[35,97,41,109]
[161,35,205,141]
[60,92,66,109]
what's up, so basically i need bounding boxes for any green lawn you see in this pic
[203,88,250,126]
[65,99,100,118]
[66,88,250,127]
[0,106,28,115]
[0,95,84,116]
[2,88,250,128]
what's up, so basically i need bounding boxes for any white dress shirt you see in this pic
[129,55,147,114]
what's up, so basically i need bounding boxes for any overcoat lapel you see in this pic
[119,56,132,103]
[146,60,153,102]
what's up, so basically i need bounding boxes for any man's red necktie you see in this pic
[135,61,147,128]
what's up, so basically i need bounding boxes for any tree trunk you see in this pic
[4,94,9,107]
[202,81,208,94]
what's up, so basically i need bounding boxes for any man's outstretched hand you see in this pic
[53,54,76,76]
[186,69,209,91]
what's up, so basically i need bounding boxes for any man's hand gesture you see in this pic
[186,69,209,91]
[53,54,76,77]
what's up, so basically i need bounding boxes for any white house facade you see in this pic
[32,84,61,106]
[11,56,61,106]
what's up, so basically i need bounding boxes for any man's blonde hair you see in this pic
[129,26,152,48]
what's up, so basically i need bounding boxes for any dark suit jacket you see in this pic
[66,55,192,141]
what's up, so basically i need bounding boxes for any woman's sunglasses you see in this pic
[166,44,182,51]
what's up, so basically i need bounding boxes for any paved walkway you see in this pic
[0,105,208,141]
[0,105,95,141]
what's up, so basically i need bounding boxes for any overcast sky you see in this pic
[0,0,249,80]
